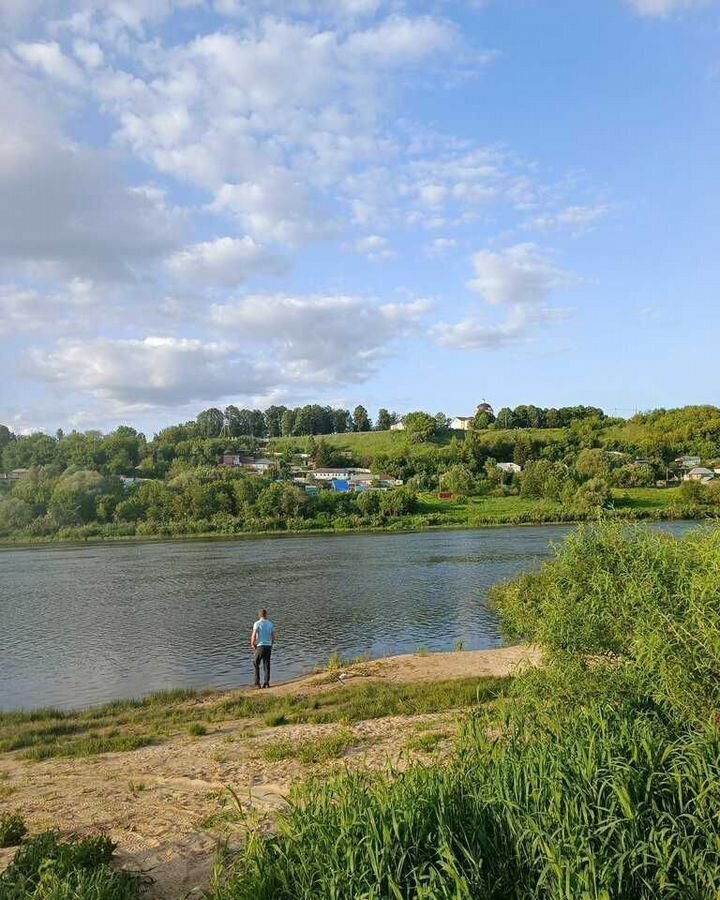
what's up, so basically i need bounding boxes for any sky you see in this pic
[1,0,719,436]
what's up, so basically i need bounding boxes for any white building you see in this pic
[449,416,473,431]
[497,462,522,475]
[684,467,715,483]
[390,420,405,431]
[313,467,372,481]
[676,456,702,469]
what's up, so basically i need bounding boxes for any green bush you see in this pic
[0,831,143,899]
[0,811,27,848]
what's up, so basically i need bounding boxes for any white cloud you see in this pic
[352,234,394,260]
[626,0,714,16]
[525,204,611,233]
[0,279,95,335]
[467,243,577,306]
[72,39,104,68]
[166,236,287,285]
[210,171,336,246]
[88,16,460,245]
[211,293,428,383]
[346,16,456,65]
[425,237,457,257]
[0,69,181,279]
[14,40,84,86]
[26,336,275,409]
[432,244,577,350]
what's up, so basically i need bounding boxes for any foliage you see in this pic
[402,411,439,443]
[209,524,720,899]
[0,831,143,900]
[0,812,27,848]
[2,404,719,542]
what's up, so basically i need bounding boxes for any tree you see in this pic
[434,412,449,431]
[280,409,296,437]
[313,438,333,467]
[496,408,513,429]
[376,409,393,431]
[356,490,382,516]
[440,465,476,498]
[333,408,352,434]
[196,408,224,438]
[265,406,287,438]
[0,425,13,448]
[353,405,371,432]
[0,498,34,535]
[403,411,437,443]
[48,470,105,526]
[574,477,613,511]
[380,487,417,517]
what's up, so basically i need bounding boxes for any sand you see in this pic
[0,646,538,898]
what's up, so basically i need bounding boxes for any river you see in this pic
[0,523,698,710]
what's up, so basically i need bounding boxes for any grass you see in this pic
[0,811,27,848]
[207,524,720,900]
[404,731,447,754]
[0,831,143,899]
[261,729,358,766]
[213,676,510,727]
[0,677,509,761]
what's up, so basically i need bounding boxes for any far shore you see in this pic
[0,510,704,551]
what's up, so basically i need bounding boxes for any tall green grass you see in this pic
[0,831,143,900]
[210,523,720,899]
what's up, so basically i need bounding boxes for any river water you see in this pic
[0,523,698,711]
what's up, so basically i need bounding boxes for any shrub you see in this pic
[0,811,27,848]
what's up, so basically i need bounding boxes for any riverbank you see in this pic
[0,646,537,898]
[0,487,705,548]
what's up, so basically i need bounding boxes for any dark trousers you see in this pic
[253,645,272,686]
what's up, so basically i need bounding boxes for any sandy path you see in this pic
[0,646,537,898]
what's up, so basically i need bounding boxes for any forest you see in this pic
[1,404,719,541]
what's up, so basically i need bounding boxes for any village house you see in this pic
[0,468,29,484]
[449,416,474,431]
[684,467,715,483]
[313,467,372,481]
[676,455,702,469]
[390,420,405,431]
[220,455,274,474]
[497,462,522,475]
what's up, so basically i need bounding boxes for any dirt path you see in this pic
[0,647,537,898]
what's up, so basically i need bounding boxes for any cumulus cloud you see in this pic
[625,0,714,16]
[211,293,428,384]
[14,40,84,85]
[524,204,612,233]
[88,16,460,244]
[0,279,94,335]
[166,236,287,285]
[432,244,577,350]
[425,237,457,257]
[26,336,276,409]
[209,172,336,247]
[0,71,181,279]
[352,234,394,260]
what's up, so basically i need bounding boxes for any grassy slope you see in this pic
[269,427,569,458]
[0,677,510,762]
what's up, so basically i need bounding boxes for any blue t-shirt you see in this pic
[254,619,274,646]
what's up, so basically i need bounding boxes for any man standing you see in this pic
[251,608,275,688]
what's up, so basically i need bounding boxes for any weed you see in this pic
[188,722,208,737]
[404,731,446,753]
[0,811,27,848]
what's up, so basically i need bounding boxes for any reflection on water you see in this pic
[0,523,696,710]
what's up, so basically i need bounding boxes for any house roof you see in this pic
[688,467,714,476]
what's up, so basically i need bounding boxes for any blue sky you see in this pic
[1,0,718,434]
